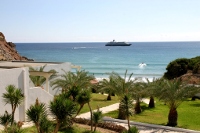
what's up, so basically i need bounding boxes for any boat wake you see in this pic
[139,63,147,68]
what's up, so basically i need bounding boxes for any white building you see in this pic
[0,61,79,122]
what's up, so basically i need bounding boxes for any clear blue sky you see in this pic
[1,0,200,42]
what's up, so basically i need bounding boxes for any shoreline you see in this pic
[95,76,161,82]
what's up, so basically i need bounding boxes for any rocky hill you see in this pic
[179,71,200,85]
[0,32,32,61]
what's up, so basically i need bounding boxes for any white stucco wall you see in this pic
[0,67,29,122]
[29,62,72,95]
[44,62,71,95]
[27,87,54,108]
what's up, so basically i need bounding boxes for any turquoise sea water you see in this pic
[16,42,200,79]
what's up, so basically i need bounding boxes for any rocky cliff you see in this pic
[0,32,32,61]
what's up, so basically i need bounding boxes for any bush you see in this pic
[73,118,126,133]
[163,56,200,79]
[123,126,139,133]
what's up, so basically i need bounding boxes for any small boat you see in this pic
[105,40,131,46]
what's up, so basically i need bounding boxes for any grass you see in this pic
[79,93,119,114]
[104,98,200,131]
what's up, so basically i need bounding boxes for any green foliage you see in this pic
[123,126,139,133]
[26,98,53,133]
[105,70,135,119]
[0,111,12,129]
[164,56,200,79]
[39,117,53,133]
[193,63,200,74]
[154,79,200,126]
[98,76,117,100]
[92,107,103,132]
[120,94,134,118]
[51,70,94,98]
[49,93,77,133]
[4,122,25,133]
[2,85,24,125]
[164,58,189,79]
[76,90,91,105]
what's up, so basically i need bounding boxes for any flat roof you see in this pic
[0,61,63,69]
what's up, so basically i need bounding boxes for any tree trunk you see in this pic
[88,102,93,131]
[75,104,84,117]
[167,107,178,127]
[54,119,60,133]
[94,124,97,132]
[148,96,155,108]
[107,94,111,101]
[134,99,142,114]
[35,122,40,133]
[127,116,130,130]
[118,102,126,119]
[11,106,16,125]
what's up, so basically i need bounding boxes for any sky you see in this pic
[1,0,200,42]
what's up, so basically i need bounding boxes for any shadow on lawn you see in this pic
[188,103,200,107]
[92,98,107,101]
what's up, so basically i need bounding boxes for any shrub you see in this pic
[123,126,139,133]
[73,118,126,133]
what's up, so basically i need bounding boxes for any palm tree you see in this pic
[2,85,24,125]
[49,93,77,133]
[29,64,57,87]
[143,78,157,108]
[156,79,199,126]
[76,90,94,131]
[98,76,116,100]
[108,71,135,119]
[92,107,103,132]
[131,82,148,114]
[120,94,134,130]
[51,70,94,101]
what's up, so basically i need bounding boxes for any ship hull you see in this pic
[105,42,131,46]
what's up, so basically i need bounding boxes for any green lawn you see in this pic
[104,99,200,131]
[80,93,119,114]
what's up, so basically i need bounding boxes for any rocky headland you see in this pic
[0,32,33,61]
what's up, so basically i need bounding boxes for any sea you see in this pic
[15,42,200,80]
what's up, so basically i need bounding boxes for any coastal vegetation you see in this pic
[164,56,200,80]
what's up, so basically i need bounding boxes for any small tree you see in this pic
[26,98,53,133]
[120,94,134,130]
[156,79,199,126]
[92,107,103,132]
[76,90,91,117]
[108,71,135,119]
[0,111,12,131]
[2,85,24,125]
[131,82,148,114]
[49,93,77,133]
[98,77,116,100]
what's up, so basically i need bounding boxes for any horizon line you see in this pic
[14,40,200,43]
